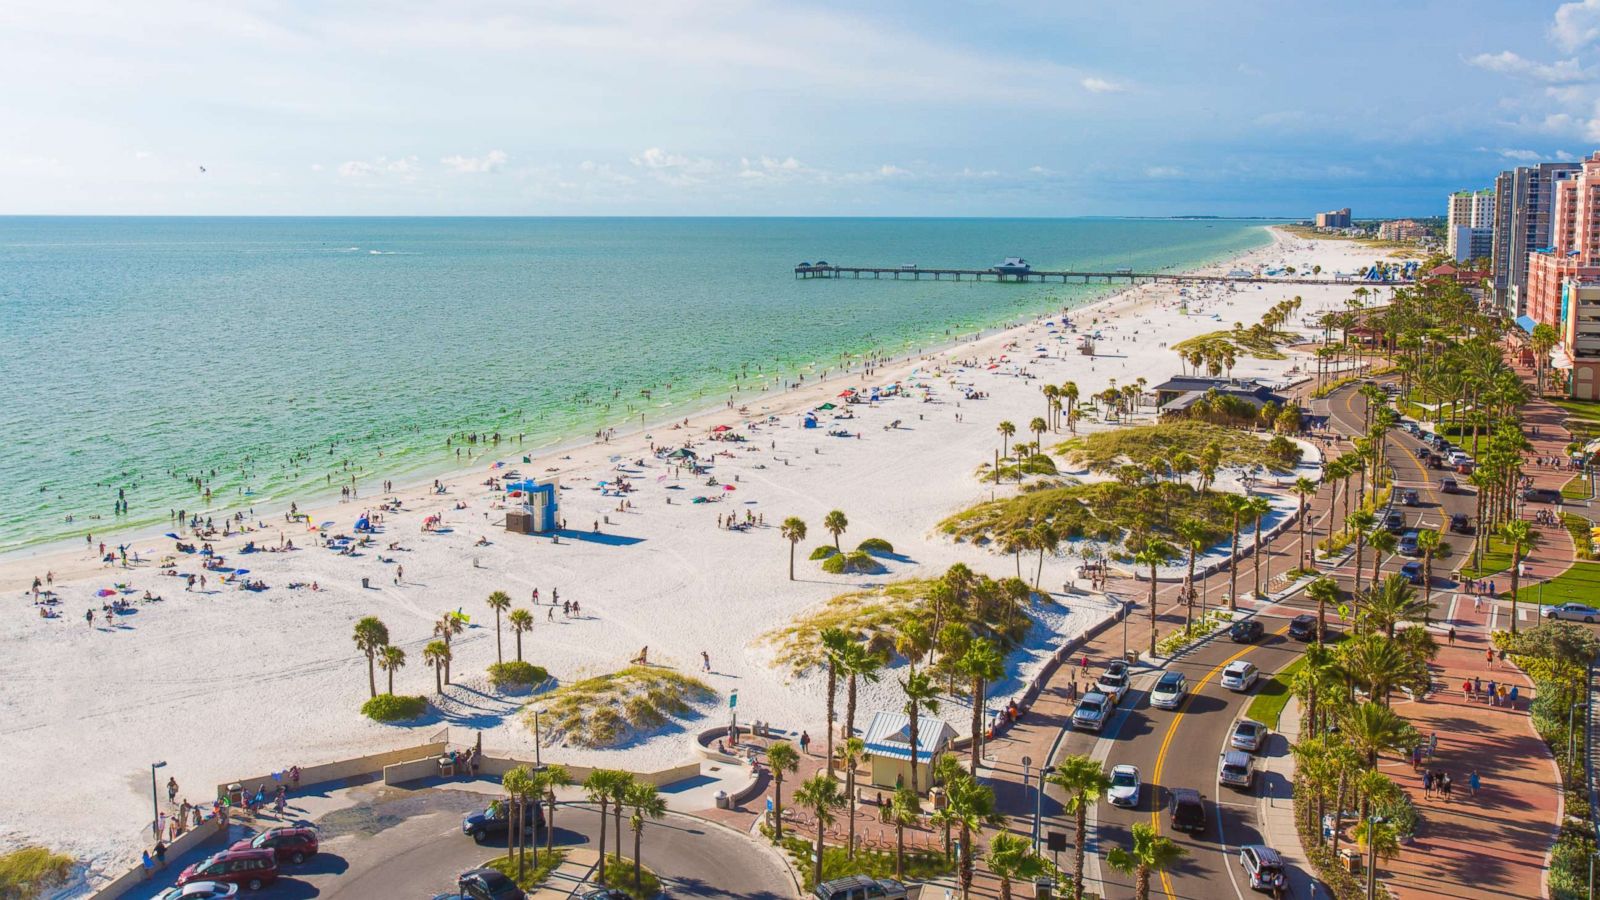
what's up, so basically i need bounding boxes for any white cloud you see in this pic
[628,147,716,185]
[1556,149,1579,161]
[737,155,810,180]
[1553,0,1600,52]
[440,149,507,173]
[1028,165,1054,175]
[1468,50,1588,84]
[877,164,910,177]
[1145,166,1183,179]
[1499,148,1544,160]
[1236,62,1262,77]
[337,156,420,178]
[1080,76,1124,93]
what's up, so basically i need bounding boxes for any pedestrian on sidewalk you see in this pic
[1440,773,1453,803]
[1474,676,1482,697]
[1462,679,1473,701]
[1423,770,1434,798]
[1469,770,1480,796]
[1487,648,1495,668]
[1448,626,1457,645]
[1487,680,1498,705]
[798,730,810,754]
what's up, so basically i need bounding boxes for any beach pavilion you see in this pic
[861,711,957,793]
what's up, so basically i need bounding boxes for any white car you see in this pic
[1542,603,1600,623]
[1072,692,1111,732]
[156,883,240,900]
[1220,660,1260,692]
[1095,664,1130,704]
[1107,764,1141,808]
[1149,671,1188,710]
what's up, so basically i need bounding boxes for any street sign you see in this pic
[730,691,738,709]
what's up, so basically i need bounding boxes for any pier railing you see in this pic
[794,263,1406,287]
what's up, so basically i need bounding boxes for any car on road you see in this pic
[1382,510,1406,534]
[434,868,527,900]
[1400,561,1425,585]
[1523,487,1564,504]
[1401,489,1420,506]
[1231,719,1269,752]
[1448,450,1473,467]
[1072,692,1112,732]
[156,884,239,900]
[1240,845,1289,893]
[1219,748,1257,789]
[1107,764,1141,808]
[464,800,545,843]
[583,892,635,900]
[1168,788,1206,834]
[1440,476,1459,493]
[1449,513,1473,534]
[1288,614,1318,641]
[229,827,318,865]
[1095,661,1130,704]
[1149,671,1188,710]
[813,875,909,900]
[1220,660,1260,692]
[1398,530,1420,556]
[1229,619,1264,643]
[176,849,278,893]
[1542,603,1600,623]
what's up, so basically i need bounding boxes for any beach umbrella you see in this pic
[233,569,249,576]
[723,484,736,491]
[96,589,115,597]
[712,425,732,432]
[164,533,180,540]
[319,521,334,530]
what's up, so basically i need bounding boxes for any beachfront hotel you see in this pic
[1446,188,1495,262]
[1522,150,1600,399]
[1492,160,1580,316]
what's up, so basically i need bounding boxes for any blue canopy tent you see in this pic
[1515,315,1538,335]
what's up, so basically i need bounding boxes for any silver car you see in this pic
[1542,603,1600,623]
[1220,660,1259,692]
[1231,719,1268,753]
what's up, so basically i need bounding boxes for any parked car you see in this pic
[1449,513,1473,534]
[1401,489,1420,506]
[1397,530,1420,556]
[156,884,239,900]
[813,875,909,900]
[582,892,635,900]
[1288,614,1318,641]
[1523,487,1563,504]
[440,868,527,900]
[1440,476,1458,493]
[1229,619,1264,643]
[1168,788,1206,834]
[1072,692,1112,732]
[1107,764,1141,808]
[1221,660,1260,692]
[1149,671,1188,710]
[1219,749,1257,789]
[1543,603,1600,623]
[1239,845,1289,893]
[1382,510,1406,534]
[1232,719,1269,753]
[1095,661,1130,704]
[464,800,545,842]
[1400,560,1425,585]
[229,827,318,865]
[176,849,278,892]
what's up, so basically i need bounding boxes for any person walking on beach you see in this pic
[798,731,811,755]
[702,651,711,672]
[85,609,94,626]
[167,776,178,804]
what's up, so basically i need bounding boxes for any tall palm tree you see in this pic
[958,641,1001,773]
[1307,576,1339,645]
[508,608,533,661]
[1339,701,1419,767]
[377,644,406,695]
[1245,494,1272,598]
[1176,519,1208,629]
[945,774,999,900]
[1360,574,1428,638]
[1047,755,1112,900]
[433,612,464,683]
[1366,529,1397,594]
[1346,509,1376,593]
[1415,528,1443,624]
[486,591,511,664]
[536,764,571,858]
[1063,382,1080,432]
[997,421,1016,462]
[900,670,941,795]
[423,640,450,694]
[609,772,636,866]
[501,766,536,875]
[987,832,1048,900]
[823,509,849,551]
[767,740,799,841]
[1132,541,1175,656]
[1028,417,1048,455]
[780,516,807,580]
[1224,494,1253,609]
[1499,518,1536,635]
[1338,633,1425,706]
[887,787,921,879]
[624,782,667,892]
[583,770,627,882]
[820,627,851,774]
[1106,822,1186,900]
[1294,477,1318,571]
[353,616,390,699]
[842,642,884,740]
[794,774,844,886]
[836,737,867,858]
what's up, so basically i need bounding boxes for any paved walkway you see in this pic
[529,847,599,899]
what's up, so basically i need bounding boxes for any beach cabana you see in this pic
[862,711,957,793]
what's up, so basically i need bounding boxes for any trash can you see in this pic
[226,783,244,807]
[361,576,370,589]
[714,790,730,810]
[1339,848,1361,874]
[1124,650,1140,666]
[1033,877,1054,899]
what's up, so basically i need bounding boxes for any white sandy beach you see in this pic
[0,229,1395,886]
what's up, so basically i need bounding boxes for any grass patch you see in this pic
[857,537,895,554]
[488,661,549,689]
[1172,328,1292,361]
[1056,421,1302,474]
[779,836,953,891]
[821,550,883,575]
[1459,533,1515,579]
[484,849,566,890]
[940,481,1233,552]
[1564,513,1596,562]
[597,853,663,896]
[1246,654,1306,730]
[1511,562,1600,606]
[980,454,1060,482]
[360,693,428,722]
[809,545,839,561]
[1563,474,1593,501]
[528,666,714,749]
[0,847,73,899]
[1310,375,1360,400]
[1156,610,1233,657]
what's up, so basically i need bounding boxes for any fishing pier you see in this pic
[793,263,1403,287]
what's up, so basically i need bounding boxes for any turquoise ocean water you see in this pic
[0,217,1270,554]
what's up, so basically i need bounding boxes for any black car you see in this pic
[463,801,544,843]
[1169,788,1206,834]
[1288,614,1318,641]
[1382,510,1406,534]
[1523,487,1563,504]
[1401,489,1420,506]
[1449,513,1474,534]
[433,869,527,900]
[1229,619,1264,643]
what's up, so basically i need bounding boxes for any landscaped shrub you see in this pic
[857,538,895,554]
[488,661,549,688]
[810,545,839,560]
[822,550,882,574]
[361,693,428,722]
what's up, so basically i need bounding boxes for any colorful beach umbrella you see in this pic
[96,589,115,597]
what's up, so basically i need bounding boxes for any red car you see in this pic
[230,826,319,864]
[177,848,278,891]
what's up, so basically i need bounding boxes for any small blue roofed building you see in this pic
[863,711,957,792]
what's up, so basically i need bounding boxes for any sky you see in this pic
[5,0,1600,217]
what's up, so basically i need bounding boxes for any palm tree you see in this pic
[780,516,807,580]
[353,616,390,699]
[945,774,999,899]
[823,509,849,551]
[957,641,1000,773]
[987,832,1048,900]
[841,642,884,741]
[887,787,921,880]
[535,764,571,858]
[508,608,533,661]
[900,670,941,795]
[1047,755,1112,900]
[1307,576,1339,645]
[1361,574,1428,638]
[1294,477,1317,570]
[836,737,867,858]
[1339,634,1425,707]
[1132,541,1175,656]
[1340,700,1419,767]
[1063,382,1080,432]
[1029,417,1048,454]
[583,770,627,882]
[794,774,844,886]
[767,740,799,842]
[486,591,511,664]
[433,612,464,683]
[1347,509,1376,593]
[1415,528,1443,624]
[1224,494,1252,609]
[378,644,406,695]
[423,640,451,694]
[1366,529,1397,594]
[624,782,667,892]
[609,772,636,867]
[997,420,1016,462]
[820,627,851,774]
[501,766,536,875]
[1244,495,1272,598]
[1176,519,1208,629]
[1500,518,1536,635]
[1106,822,1186,900]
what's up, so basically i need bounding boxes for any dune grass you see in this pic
[1172,328,1293,360]
[527,666,714,748]
[940,480,1233,552]
[1055,421,1302,474]
[761,581,932,675]
[0,847,73,899]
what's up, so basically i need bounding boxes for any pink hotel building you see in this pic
[1524,151,1600,399]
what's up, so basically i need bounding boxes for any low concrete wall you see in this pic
[89,819,227,900]
[383,752,701,790]
[215,740,448,800]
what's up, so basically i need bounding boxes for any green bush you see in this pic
[485,849,566,890]
[779,836,953,891]
[0,847,74,899]
[857,537,895,554]
[822,550,883,574]
[810,545,839,560]
[361,693,428,722]
[599,853,663,896]
[488,661,549,688]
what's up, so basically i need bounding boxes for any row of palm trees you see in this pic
[778,509,851,579]
[579,769,667,891]
[352,590,550,700]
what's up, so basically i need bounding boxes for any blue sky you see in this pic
[3,0,1599,216]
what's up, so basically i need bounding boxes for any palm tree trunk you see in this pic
[367,655,377,699]
[846,675,858,742]
[1148,563,1158,656]
[1510,544,1522,635]
[909,712,922,795]
[634,826,643,892]
[495,612,503,664]
[1074,804,1088,900]
[813,813,826,886]
[1228,517,1241,610]
[1253,513,1264,597]
[968,679,982,773]
[546,795,557,857]
[895,821,905,879]
[846,768,857,858]
[826,663,837,778]
[789,542,796,580]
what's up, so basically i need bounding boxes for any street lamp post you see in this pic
[1021,757,1033,852]
[1366,815,1387,900]
[1570,703,1582,783]
[1033,765,1053,855]
[150,760,168,839]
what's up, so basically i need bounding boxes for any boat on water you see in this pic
[992,257,1031,275]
